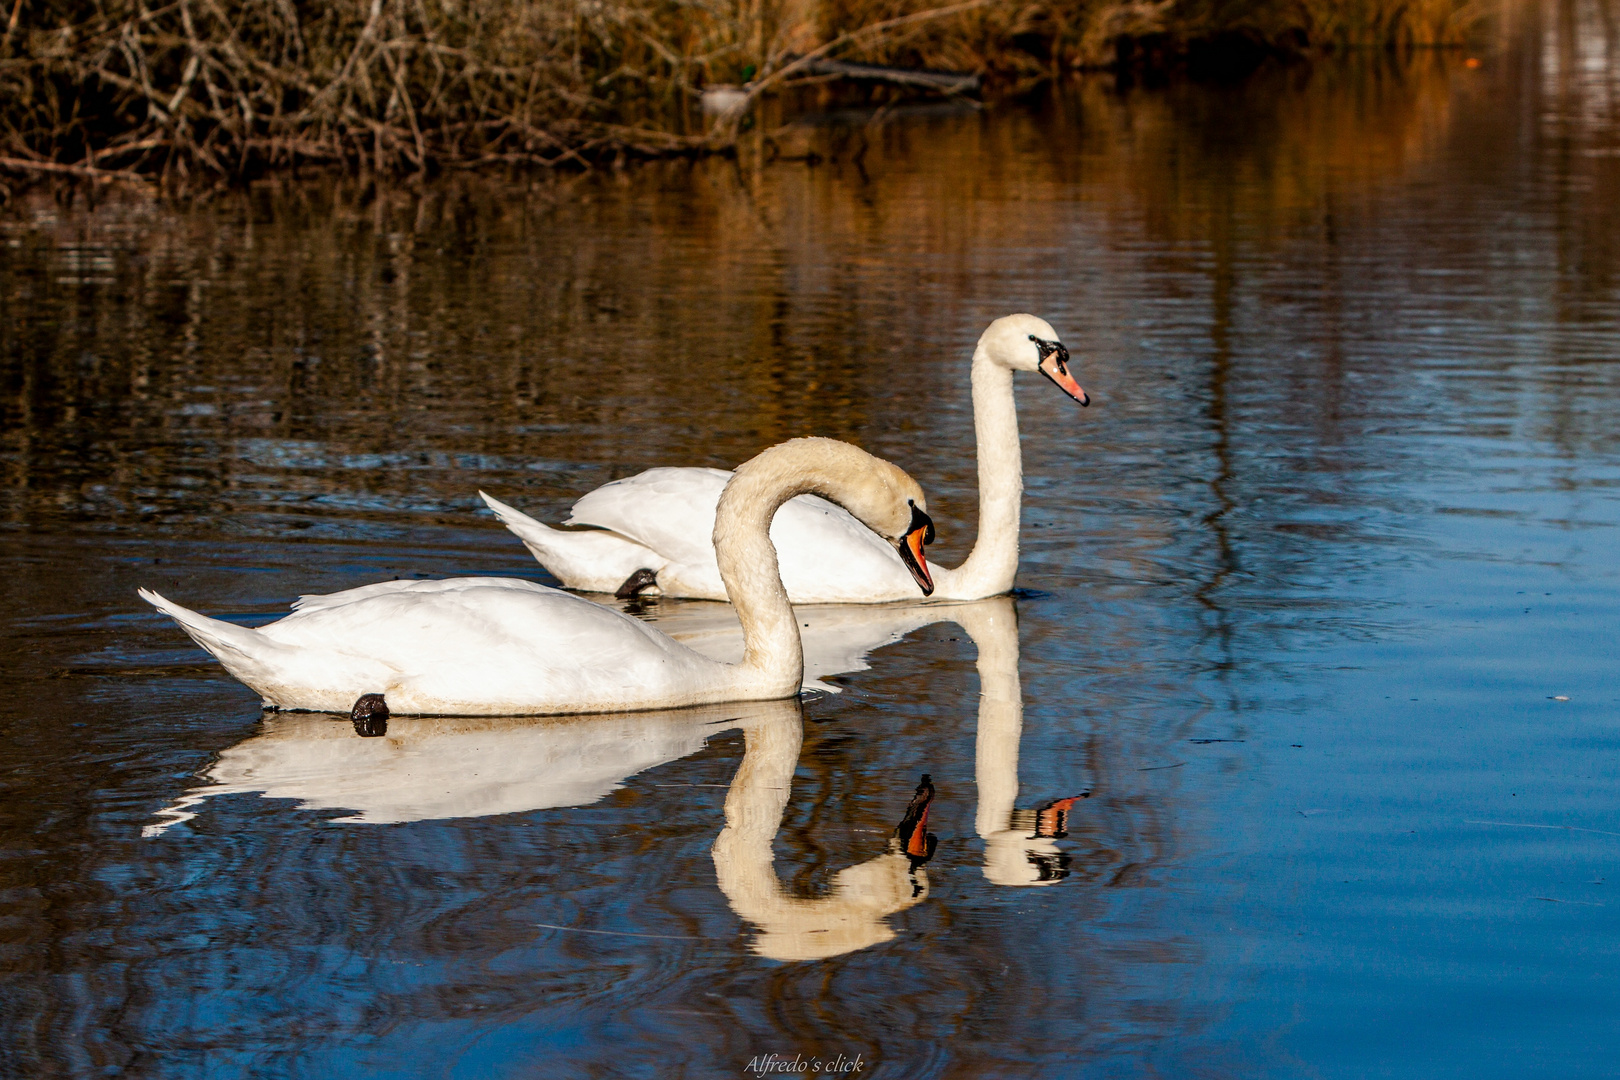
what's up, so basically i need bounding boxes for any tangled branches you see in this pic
[0,0,1490,187]
[0,0,751,183]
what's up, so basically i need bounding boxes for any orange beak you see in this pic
[1037,342,1090,406]
[896,503,935,596]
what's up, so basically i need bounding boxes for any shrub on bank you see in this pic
[0,0,1485,185]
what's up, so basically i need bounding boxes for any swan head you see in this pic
[830,454,936,597]
[724,437,938,595]
[977,313,1090,406]
[896,500,936,596]
[831,454,936,597]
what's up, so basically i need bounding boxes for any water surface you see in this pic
[2,9,1619,1077]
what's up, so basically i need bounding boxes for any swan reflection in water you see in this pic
[644,595,1090,888]
[711,701,936,961]
[146,596,1088,957]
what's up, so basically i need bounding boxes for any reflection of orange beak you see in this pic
[896,504,935,596]
[1038,345,1090,406]
[1033,792,1090,838]
[896,773,936,860]
[906,802,931,857]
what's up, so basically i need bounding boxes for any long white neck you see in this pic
[714,439,908,697]
[714,476,801,696]
[939,350,1022,599]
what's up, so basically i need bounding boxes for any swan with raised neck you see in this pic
[138,438,935,716]
[480,313,1088,603]
[936,312,1088,599]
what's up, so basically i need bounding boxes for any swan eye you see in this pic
[1031,336,1069,373]
[907,502,936,544]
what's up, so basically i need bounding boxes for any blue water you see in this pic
[2,24,1618,1078]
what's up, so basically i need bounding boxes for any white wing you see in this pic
[479,491,661,593]
[565,468,732,584]
[144,578,728,714]
[290,575,554,612]
[265,578,719,711]
[568,467,920,603]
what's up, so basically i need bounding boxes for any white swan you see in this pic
[482,313,1089,603]
[137,438,936,716]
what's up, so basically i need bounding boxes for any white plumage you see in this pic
[484,468,906,602]
[140,577,724,715]
[139,438,935,716]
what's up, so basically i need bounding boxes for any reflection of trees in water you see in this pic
[2,29,1615,548]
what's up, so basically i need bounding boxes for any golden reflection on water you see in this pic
[3,30,1614,540]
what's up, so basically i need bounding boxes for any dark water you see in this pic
[4,5,1620,1075]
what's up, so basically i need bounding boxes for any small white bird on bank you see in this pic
[138,438,935,716]
[482,313,1089,604]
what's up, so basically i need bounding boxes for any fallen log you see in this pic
[803,58,980,94]
[0,156,152,183]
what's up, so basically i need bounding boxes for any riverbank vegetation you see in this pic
[0,0,1491,187]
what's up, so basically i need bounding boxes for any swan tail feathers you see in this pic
[477,490,590,582]
[138,589,289,692]
[139,589,259,658]
[479,490,665,593]
[479,491,561,556]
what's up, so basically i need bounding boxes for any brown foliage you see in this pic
[0,0,1487,185]
[0,0,748,181]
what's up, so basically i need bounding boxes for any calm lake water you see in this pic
[3,8,1619,1077]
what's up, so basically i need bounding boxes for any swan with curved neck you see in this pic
[137,438,935,716]
[483,313,1088,603]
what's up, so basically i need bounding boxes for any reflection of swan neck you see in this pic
[717,713,801,855]
[945,351,1021,599]
[712,707,928,961]
[955,599,1022,841]
[954,597,1070,886]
